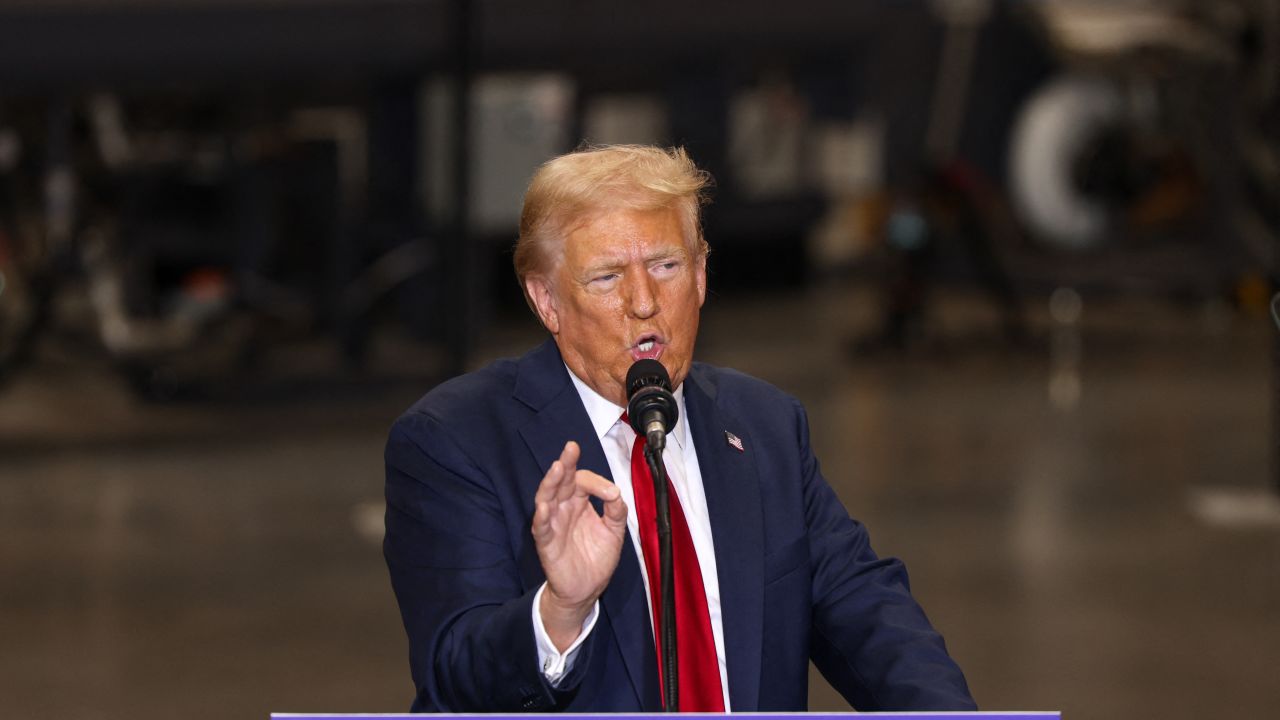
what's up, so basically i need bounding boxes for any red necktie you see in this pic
[623,415,725,712]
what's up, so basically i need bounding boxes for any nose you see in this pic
[626,270,659,319]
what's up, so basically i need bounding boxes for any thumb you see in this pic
[602,495,628,534]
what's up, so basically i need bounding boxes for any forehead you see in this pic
[560,206,689,267]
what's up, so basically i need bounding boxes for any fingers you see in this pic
[574,469,628,533]
[534,443,629,539]
[559,440,580,473]
[534,441,580,505]
[600,486,628,532]
[574,469,619,504]
[532,442,586,541]
[533,459,563,509]
[554,442,581,502]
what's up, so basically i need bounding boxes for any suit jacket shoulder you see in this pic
[685,361,807,447]
[688,361,796,403]
[393,339,576,461]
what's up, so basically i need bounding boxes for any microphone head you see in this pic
[626,358,671,397]
[626,359,678,438]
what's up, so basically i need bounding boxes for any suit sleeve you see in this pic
[792,399,977,711]
[382,410,592,712]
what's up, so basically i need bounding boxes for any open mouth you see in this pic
[632,334,663,360]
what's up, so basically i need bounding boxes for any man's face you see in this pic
[526,206,707,407]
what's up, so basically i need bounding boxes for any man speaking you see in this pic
[383,145,975,713]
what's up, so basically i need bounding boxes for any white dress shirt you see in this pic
[531,367,731,710]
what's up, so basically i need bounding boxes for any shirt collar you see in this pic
[565,364,688,451]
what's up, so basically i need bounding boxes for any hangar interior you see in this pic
[1,2,1278,719]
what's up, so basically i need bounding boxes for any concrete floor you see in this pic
[1,284,1278,719]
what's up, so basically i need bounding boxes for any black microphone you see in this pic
[626,359,679,452]
[626,357,681,711]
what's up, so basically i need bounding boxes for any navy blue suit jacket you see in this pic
[384,338,975,712]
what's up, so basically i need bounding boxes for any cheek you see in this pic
[600,294,627,316]
[668,280,703,318]
[567,294,627,334]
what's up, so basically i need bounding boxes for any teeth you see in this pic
[638,340,654,352]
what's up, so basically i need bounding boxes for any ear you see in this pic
[525,276,561,334]
[695,253,707,307]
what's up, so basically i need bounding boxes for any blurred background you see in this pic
[1,0,1279,718]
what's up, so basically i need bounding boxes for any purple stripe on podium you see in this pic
[272,707,1059,712]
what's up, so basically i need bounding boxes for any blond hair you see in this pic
[513,145,712,301]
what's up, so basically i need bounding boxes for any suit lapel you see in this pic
[514,357,612,484]
[513,339,660,709]
[685,368,765,711]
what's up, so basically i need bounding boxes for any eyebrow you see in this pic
[582,247,688,276]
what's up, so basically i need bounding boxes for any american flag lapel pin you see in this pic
[725,430,744,453]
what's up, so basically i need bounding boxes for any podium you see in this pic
[270,707,1059,712]
[272,714,1060,719]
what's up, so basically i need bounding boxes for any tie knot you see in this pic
[620,412,642,447]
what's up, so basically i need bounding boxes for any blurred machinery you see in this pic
[858,0,1280,352]
[1,0,1278,396]
[1011,0,1280,263]
[0,93,434,397]
[0,1,447,397]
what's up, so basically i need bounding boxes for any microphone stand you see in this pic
[645,443,679,712]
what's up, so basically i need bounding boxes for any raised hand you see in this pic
[531,441,628,651]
